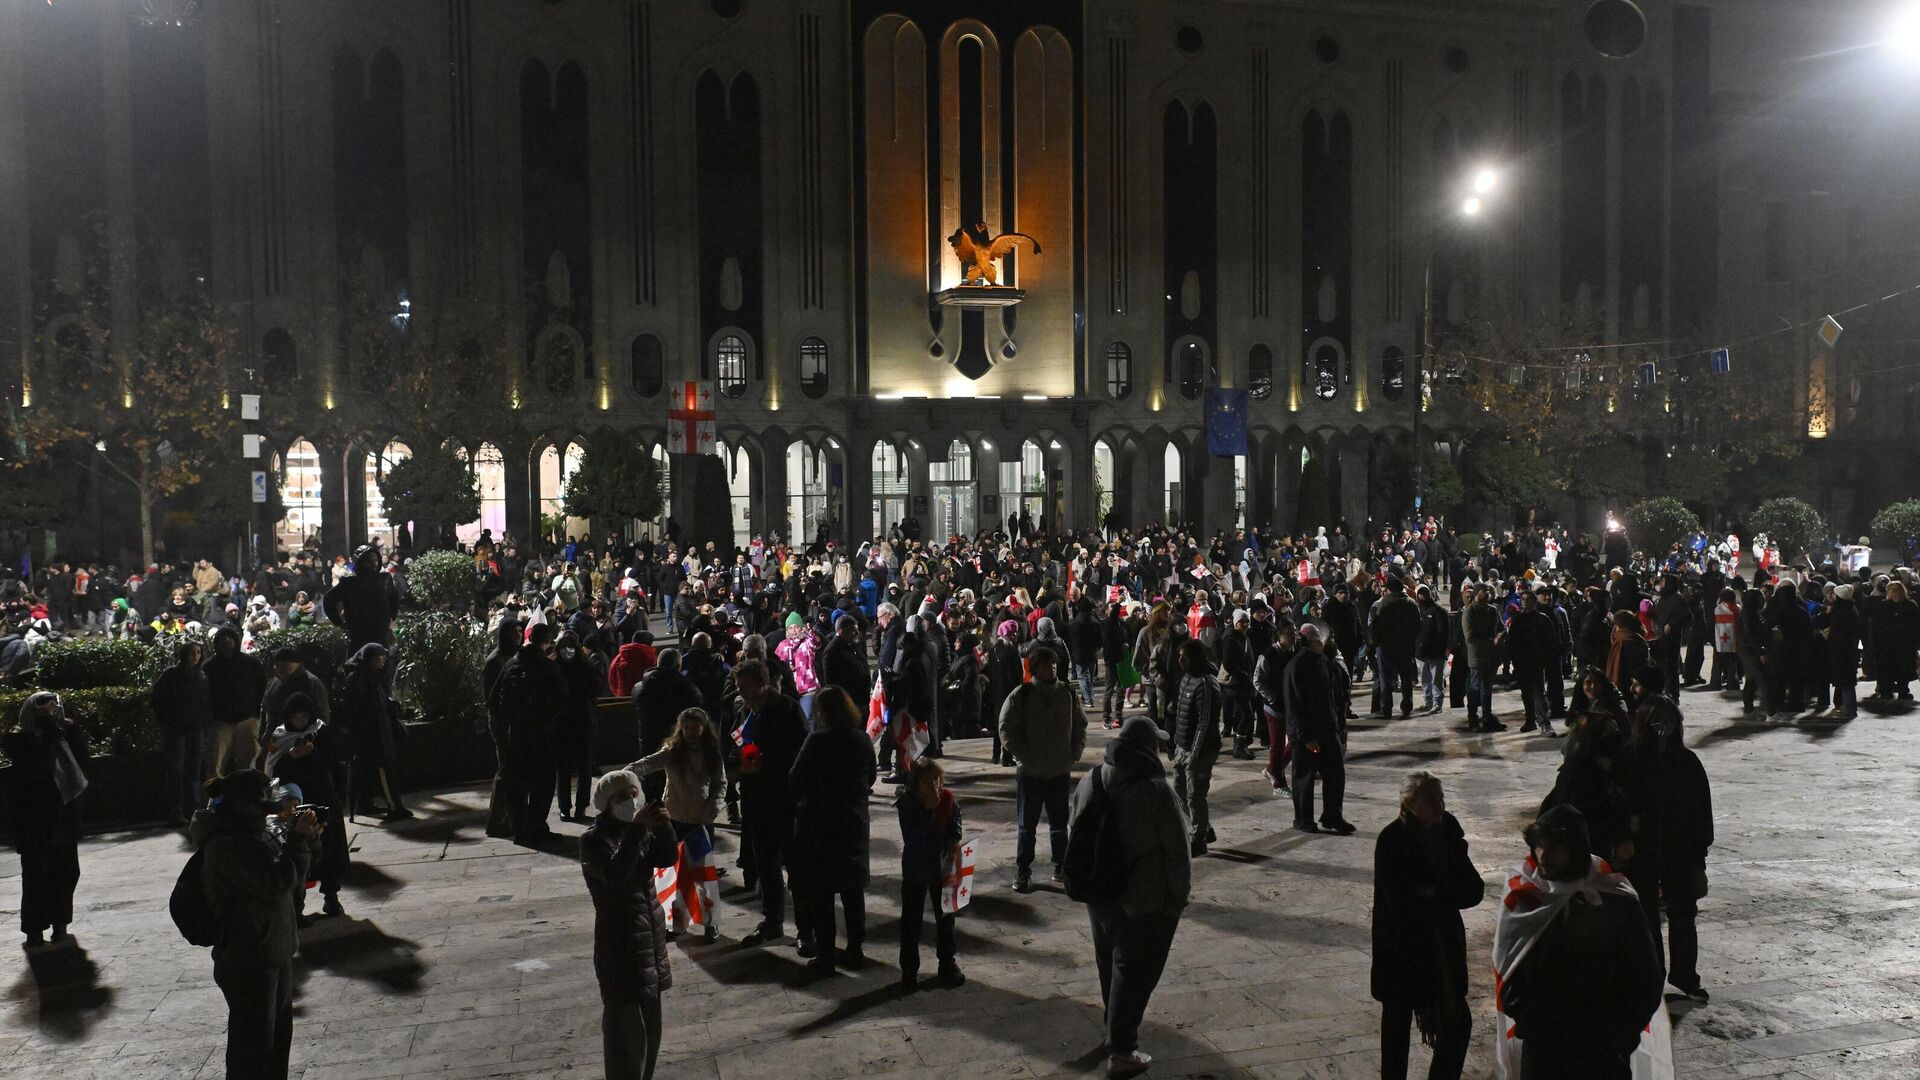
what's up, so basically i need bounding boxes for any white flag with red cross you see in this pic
[940,839,977,914]
[667,382,716,455]
[652,853,678,919]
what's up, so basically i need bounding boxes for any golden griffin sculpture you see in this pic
[946,222,1041,286]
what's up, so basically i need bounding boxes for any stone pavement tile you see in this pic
[1735,1019,1920,1059]
[4,1047,217,1079]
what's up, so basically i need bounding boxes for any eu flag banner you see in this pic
[1709,347,1731,374]
[1205,388,1250,457]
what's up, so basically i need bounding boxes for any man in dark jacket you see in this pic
[1368,579,1421,719]
[1283,626,1354,834]
[1252,623,1298,795]
[1219,610,1258,759]
[1505,590,1563,736]
[815,615,871,705]
[1650,574,1693,698]
[1414,587,1450,715]
[151,640,211,825]
[489,624,568,847]
[1372,772,1483,1080]
[581,770,680,1080]
[734,660,810,946]
[1498,805,1665,1079]
[628,651,702,803]
[204,627,268,781]
[1170,639,1221,856]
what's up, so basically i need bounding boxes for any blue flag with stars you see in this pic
[1205,388,1249,457]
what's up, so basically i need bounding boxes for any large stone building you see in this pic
[2,0,1914,557]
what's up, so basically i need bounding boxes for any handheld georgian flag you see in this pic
[940,839,978,914]
[866,680,889,741]
[652,855,679,920]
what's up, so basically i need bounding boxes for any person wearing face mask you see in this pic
[581,769,680,1080]
[190,769,322,1079]
[1493,805,1666,1080]
[1371,772,1484,1080]
[263,694,348,920]
[3,692,89,945]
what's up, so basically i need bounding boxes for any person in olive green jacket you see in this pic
[191,769,319,1080]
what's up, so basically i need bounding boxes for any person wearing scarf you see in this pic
[1371,772,1483,1080]
[1605,610,1650,692]
[1493,805,1668,1079]
[3,692,89,944]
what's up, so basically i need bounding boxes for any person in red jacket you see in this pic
[608,640,659,699]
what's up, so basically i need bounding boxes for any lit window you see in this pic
[716,334,747,398]
[1248,344,1274,400]
[1106,342,1133,400]
[799,337,829,398]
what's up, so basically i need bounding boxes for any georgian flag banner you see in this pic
[940,839,978,914]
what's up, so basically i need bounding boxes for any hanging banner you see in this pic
[1204,388,1249,457]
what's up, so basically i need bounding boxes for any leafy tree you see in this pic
[16,282,244,565]
[378,443,480,548]
[563,427,663,528]
[1566,439,1647,504]
[1748,497,1826,561]
[1626,496,1701,558]
[1378,444,1465,518]
[1870,500,1920,565]
[1652,451,1730,521]
[1466,441,1555,523]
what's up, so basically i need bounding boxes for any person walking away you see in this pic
[1824,585,1861,719]
[1461,589,1503,732]
[786,686,877,970]
[1283,625,1354,833]
[1650,574,1692,698]
[1368,579,1420,719]
[1623,673,1714,1001]
[3,692,88,944]
[263,694,350,919]
[554,631,603,821]
[1129,604,1176,738]
[203,627,267,780]
[1708,588,1740,691]
[734,659,810,946]
[581,770,680,1080]
[896,757,965,988]
[883,632,937,785]
[1253,622,1298,795]
[1219,610,1259,758]
[1414,587,1449,715]
[628,707,724,942]
[1100,601,1131,729]
[192,769,320,1080]
[1170,639,1221,856]
[1504,590,1562,737]
[1493,805,1666,1080]
[1068,715,1191,1079]
[1068,600,1104,709]
[999,646,1089,892]
[151,640,211,826]
[343,643,411,820]
[1372,772,1484,1080]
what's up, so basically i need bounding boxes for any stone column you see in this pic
[502,438,533,547]
[316,438,348,555]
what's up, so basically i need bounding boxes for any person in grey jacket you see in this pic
[191,769,320,1080]
[998,646,1088,893]
[1171,638,1222,856]
[1069,715,1191,1079]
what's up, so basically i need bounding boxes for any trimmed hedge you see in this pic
[252,624,351,688]
[0,686,157,766]
[32,637,161,690]
[393,612,490,730]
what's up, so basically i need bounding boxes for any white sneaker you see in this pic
[1108,1050,1152,1079]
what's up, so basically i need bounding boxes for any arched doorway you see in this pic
[454,442,507,546]
[536,440,588,543]
[364,440,412,552]
[1000,438,1046,532]
[1163,441,1184,526]
[786,440,830,545]
[930,438,976,539]
[872,440,909,539]
[276,438,324,555]
[1093,438,1117,526]
[715,439,755,549]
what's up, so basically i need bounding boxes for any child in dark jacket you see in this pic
[895,758,964,988]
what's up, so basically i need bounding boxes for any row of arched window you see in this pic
[1102,341,1408,403]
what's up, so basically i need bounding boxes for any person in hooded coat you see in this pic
[3,692,89,944]
[580,769,680,1080]
[1170,638,1222,856]
[1372,771,1483,1080]
[1824,584,1862,719]
[490,624,567,846]
[483,618,524,838]
[554,630,605,821]
[1869,579,1920,700]
[323,543,398,655]
[151,639,211,825]
[342,642,410,820]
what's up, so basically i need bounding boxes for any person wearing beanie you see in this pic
[1068,712,1190,1079]
[192,768,322,1079]
[1824,583,1861,720]
[1494,805,1667,1079]
[580,769,680,1080]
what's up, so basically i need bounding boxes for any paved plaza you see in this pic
[6,683,1920,1080]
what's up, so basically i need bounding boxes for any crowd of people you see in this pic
[7,511,1910,1079]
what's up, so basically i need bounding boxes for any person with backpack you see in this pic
[185,769,321,1080]
[1065,714,1191,1080]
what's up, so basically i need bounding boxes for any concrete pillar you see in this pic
[1273,439,1300,534]
[1337,438,1369,536]
[344,444,369,550]
[502,438,533,547]
[317,438,348,555]
[841,435,871,546]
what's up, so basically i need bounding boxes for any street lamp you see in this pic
[1889,4,1920,60]
[1414,165,1502,522]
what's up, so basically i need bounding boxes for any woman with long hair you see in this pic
[629,707,725,942]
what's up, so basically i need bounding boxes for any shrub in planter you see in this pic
[1871,500,1920,565]
[31,637,163,690]
[1748,497,1827,562]
[0,686,157,765]
[406,549,477,614]
[1625,497,1701,559]
[253,624,351,689]
[392,612,489,730]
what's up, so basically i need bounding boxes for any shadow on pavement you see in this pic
[295,916,427,993]
[7,938,115,1041]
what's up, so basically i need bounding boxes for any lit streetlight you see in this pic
[1414,165,1503,519]
[1889,4,1920,60]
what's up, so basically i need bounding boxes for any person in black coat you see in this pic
[883,632,936,784]
[733,659,810,946]
[942,631,983,740]
[482,618,524,839]
[342,642,411,820]
[3,692,89,944]
[786,687,879,970]
[581,770,681,1080]
[1869,580,1920,700]
[1372,772,1484,1080]
[150,640,211,825]
[203,626,267,780]
[1283,626,1353,834]
[322,543,397,654]
[1100,602,1131,728]
[1539,685,1636,864]
[628,651,702,804]
[263,693,350,918]
[1824,585,1862,719]
[554,631,605,822]
[1623,677,1714,1000]
[489,625,567,846]
[814,615,871,706]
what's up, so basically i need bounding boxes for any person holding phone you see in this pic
[582,769,681,1080]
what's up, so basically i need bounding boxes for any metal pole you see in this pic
[1415,245,1432,526]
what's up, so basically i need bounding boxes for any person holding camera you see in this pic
[3,691,89,946]
[581,769,681,1080]
[191,768,321,1080]
[264,693,349,919]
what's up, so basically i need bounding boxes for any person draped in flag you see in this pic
[627,707,725,944]
[895,757,964,989]
[581,770,680,1080]
[731,660,809,948]
[1493,805,1667,1080]
[786,687,878,971]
